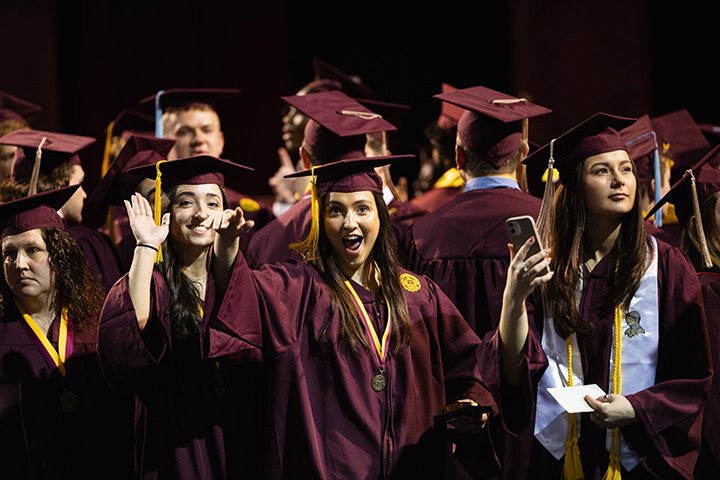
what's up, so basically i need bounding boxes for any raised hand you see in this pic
[268,147,302,204]
[506,237,553,302]
[212,207,255,241]
[124,193,169,248]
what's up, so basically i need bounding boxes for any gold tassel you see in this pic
[536,138,557,247]
[688,170,713,269]
[290,166,320,262]
[101,120,115,178]
[153,160,167,263]
[563,336,584,480]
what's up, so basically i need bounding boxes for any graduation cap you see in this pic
[619,115,664,226]
[0,129,96,187]
[699,123,720,148]
[650,109,711,184]
[139,88,242,137]
[0,91,42,124]
[281,91,397,166]
[434,85,552,168]
[645,144,720,269]
[312,58,376,99]
[0,185,80,238]
[88,134,176,208]
[283,154,413,262]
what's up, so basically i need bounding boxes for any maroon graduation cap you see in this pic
[0,129,96,183]
[312,58,376,99]
[281,91,397,165]
[435,85,552,168]
[651,109,711,184]
[0,185,80,237]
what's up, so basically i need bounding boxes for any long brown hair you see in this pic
[312,191,412,354]
[0,227,104,330]
[545,158,652,338]
[158,185,226,340]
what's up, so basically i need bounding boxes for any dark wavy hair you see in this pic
[0,161,74,201]
[682,191,720,271]
[545,157,652,338]
[0,227,103,330]
[159,185,227,340]
[312,191,412,354]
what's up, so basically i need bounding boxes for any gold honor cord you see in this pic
[605,304,624,480]
[563,337,583,480]
[21,307,70,376]
[343,280,392,391]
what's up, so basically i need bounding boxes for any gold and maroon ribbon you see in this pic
[20,307,73,375]
[343,279,392,368]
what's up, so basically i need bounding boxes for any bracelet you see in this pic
[136,243,159,252]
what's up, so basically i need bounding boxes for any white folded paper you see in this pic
[547,384,607,413]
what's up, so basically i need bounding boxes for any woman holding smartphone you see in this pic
[488,113,711,480]
[199,155,498,479]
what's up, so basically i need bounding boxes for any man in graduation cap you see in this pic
[245,90,399,268]
[0,129,123,293]
[405,85,551,339]
[0,185,133,478]
[141,88,274,234]
[0,90,42,179]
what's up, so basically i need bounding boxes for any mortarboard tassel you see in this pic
[153,160,167,263]
[102,121,117,243]
[290,166,320,262]
[688,170,713,269]
[651,133,662,227]
[536,138,557,247]
[28,136,48,196]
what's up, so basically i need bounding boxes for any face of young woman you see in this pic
[2,229,54,305]
[169,183,224,248]
[323,191,380,279]
[582,150,637,220]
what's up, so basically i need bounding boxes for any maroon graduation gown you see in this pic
[97,267,263,480]
[0,304,133,479]
[204,253,499,479]
[245,196,311,268]
[67,223,123,293]
[405,188,541,338]
[696,271,720,477]
[410,185,462,214]
[480,239,712,479]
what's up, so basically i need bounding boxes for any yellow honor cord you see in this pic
[21,307,69,376]
[343,280,392,363]
[563,336,584,480]
[153,160,167,263]
[603,304,624,480]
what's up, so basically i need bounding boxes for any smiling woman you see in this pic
[202,155,499,478]
[96,155,263,480]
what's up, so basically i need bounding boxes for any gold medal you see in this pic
[60,389,80,413]
[371,373,386,391]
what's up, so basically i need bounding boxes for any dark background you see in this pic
[2,0,717,199]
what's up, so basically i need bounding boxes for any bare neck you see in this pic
[16,295,56,334]
[584,216,622,271]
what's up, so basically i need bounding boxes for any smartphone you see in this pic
[433,399,492,428]
[505,215,550,275]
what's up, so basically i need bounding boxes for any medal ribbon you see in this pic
[21,307,72,376]
[343,279,392,367]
